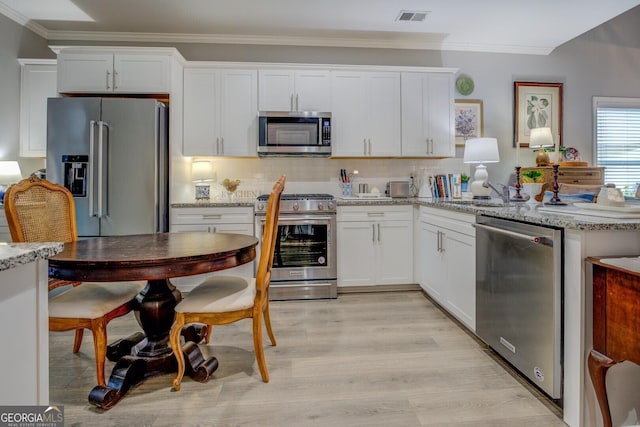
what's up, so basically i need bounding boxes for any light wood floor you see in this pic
[49,291,566,426]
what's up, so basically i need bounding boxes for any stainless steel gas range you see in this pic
[255,193,337,300]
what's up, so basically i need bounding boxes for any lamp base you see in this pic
[469,164,492,199]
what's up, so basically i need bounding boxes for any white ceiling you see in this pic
[2,0,639,55]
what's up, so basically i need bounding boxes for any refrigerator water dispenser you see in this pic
[62,155,88,197]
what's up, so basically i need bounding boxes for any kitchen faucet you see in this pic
[482,181,509,204]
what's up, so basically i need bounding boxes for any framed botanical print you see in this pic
[455,99,483,146]
[514,81,563,147]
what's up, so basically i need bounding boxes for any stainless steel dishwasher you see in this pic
[475,216,563,401]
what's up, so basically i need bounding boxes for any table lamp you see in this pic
[530,127,554,166]
[191,160,215,201]
[463,137,500,199]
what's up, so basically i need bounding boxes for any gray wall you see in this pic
[0,13,55,176]
[3,6,640,185]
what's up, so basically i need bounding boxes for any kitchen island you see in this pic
[0,241,63,405]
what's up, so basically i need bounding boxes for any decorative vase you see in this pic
[522,183,543,204]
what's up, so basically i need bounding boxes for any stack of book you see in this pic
[428,173,462,199]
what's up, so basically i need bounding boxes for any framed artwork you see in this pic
[514,81,563,147]
[454,99,483,145]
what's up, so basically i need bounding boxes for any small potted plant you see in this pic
[521,170,545,204]
[460,173,470,192]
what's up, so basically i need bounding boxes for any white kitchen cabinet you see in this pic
[258,69,330,112]
[417,206,475,330]
[170,206,255,290]
[337,205,412,286]
[57,51,172,93]
[18,60,57,157]
[183,68,258,156]
[0,206,10,242]
[401,72,455,157]
[331,71,401,157]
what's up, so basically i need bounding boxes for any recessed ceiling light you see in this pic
[396,10,430,22]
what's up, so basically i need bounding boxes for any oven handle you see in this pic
[256,215,335,224]
[473,223,548,246]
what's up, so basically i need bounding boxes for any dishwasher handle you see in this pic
[473,223,550,246]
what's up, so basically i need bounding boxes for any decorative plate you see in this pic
[563,147,580,161]
[455,75,475,96]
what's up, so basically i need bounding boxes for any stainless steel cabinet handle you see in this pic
[220,137,224,155]
[113,70,118,90]
[377,223,381,242]
[202,214,222,219]
[372,224,376,242]
[473,223,548,245]
[368,138,372,156]
[290,94,294,111]
[363,139,367,155]
[367,212,385,217]
[106,70,111,90]
[295,94,299,111]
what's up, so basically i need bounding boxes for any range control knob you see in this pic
[292,202,300,211]
[328,201,336,210]
[256,202,265,211]
[318,203,324,210]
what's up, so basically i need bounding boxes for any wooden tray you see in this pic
[559,161,588,167]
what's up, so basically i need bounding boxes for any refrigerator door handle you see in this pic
[89,120,98,218]
[97,121,109,218]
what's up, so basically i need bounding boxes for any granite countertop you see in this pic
[172,199,255,208]
[0,242,64,272]
[337,197,640,231]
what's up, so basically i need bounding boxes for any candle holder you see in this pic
[510,166,526,202]
[544,164,567,206]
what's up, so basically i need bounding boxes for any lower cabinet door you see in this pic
[337,221,376,286]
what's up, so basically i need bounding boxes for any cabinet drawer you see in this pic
[557,168,604,185]
[170,207,254,225]
[338,205,413,222]
[172,223,253,234]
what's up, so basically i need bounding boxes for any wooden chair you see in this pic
[169,175,286,390]
[3,176,145,386]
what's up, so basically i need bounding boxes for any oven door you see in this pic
[255,214,337,282]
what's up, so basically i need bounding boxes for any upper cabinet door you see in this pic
[401,72,454,157]
[57,53,113,92]
[258,69,330,112]
[293,70,331,112]
[113,54,171,93]
[20,61,58,157]
[183,68,258,157]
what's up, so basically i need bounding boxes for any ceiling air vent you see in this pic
[396,10,429,22]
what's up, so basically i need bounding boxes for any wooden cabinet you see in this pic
[522,166,604,187]
[417,206,475,330]
[57,50,173,93]
[258,69,331,112]
[331,71,401,157]
[183,68,258,156]
[401,72,455,157]
[337,205,412,286]
[170,206,255,290]
[19,60,57,157]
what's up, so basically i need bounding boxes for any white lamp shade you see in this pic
[0,161,23,185]
[529,127,554,148]
[191,160,215,182]
[463,138,500,164]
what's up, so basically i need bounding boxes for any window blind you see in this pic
[594,97,640,194]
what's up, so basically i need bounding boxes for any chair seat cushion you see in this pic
[175,276,256,313]
[49,281,146,319]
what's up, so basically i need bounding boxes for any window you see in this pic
[594,97,640,195]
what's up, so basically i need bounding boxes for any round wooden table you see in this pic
[49,232,258,409]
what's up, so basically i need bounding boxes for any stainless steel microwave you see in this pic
[258,111,331,157]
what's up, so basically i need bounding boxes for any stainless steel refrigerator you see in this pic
[46,97,168,237]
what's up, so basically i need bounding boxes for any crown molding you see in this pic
[0,3,49,38]
[47,30,553,55]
